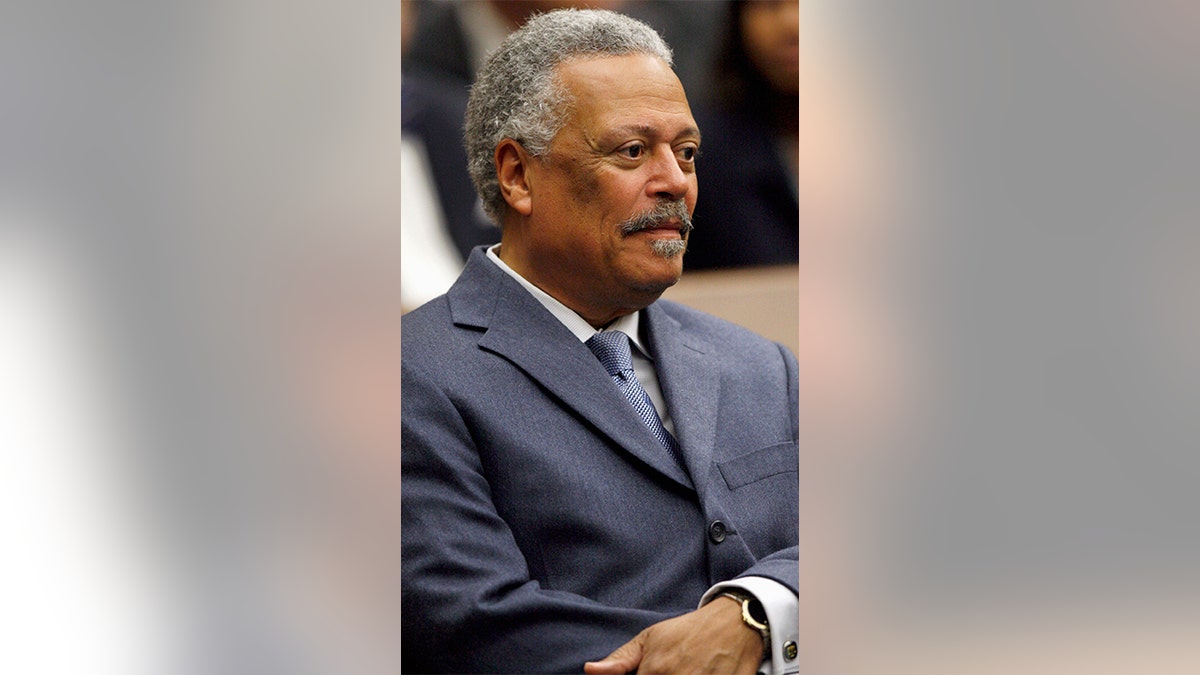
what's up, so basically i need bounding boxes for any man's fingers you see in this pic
[583,636,644,675]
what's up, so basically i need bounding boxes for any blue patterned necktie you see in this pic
[585,330,684,467]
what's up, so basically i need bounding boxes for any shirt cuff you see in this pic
[700,576,799,675]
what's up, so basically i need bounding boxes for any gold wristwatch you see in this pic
[717,590,770,660]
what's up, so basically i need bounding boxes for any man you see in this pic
[402,9,798,674]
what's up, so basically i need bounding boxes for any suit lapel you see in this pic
[449,250,694,489]
[644,303,721,494]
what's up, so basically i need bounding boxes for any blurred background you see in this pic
[800,1,1200,673]
[4,0,1200,673]
[3,1,400,673]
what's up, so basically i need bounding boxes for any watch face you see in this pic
[747,598,769,625]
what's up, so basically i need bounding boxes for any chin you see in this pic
[629,259,684,296]
[649,238,688,259]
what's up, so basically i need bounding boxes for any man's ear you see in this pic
[495,139,534,217]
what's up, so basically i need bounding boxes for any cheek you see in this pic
[741,13,772,52]
[560,160,602,200]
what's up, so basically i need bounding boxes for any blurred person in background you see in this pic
[404,0,625,88]
[401,0,499,309]
[686,0,799,270]
[403,0,725,102]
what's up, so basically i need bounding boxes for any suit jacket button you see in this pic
[708,520,727,544]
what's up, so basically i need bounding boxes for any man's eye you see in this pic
[620,144,644,159]
[679,146,697,162]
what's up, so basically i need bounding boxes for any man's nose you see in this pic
[646,146,690,201]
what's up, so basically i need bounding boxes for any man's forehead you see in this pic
[553,55,697,137]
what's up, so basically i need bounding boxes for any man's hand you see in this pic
[584,597,763,675]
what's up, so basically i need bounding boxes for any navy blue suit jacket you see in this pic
[401,248,799,673]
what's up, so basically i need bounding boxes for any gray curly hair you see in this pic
[463,9,674,225]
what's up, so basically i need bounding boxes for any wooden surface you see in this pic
[662,265,800,357]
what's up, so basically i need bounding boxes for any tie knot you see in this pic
[586,330,634,378]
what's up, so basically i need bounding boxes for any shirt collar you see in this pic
[485,244,653,359]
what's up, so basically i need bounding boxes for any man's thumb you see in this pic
[583,637,644,675]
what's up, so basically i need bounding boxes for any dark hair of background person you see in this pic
[712,0,799,135]
[685,0,800,271]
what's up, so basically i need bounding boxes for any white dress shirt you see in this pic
[485,245,798,674]
[485,245,674,433]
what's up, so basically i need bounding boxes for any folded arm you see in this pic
[403,362,680,673]
[401,336,799,673]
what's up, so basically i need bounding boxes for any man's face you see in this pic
[522,53,700,321]
[742,0,800,95]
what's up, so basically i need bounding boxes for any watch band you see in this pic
[717,590,771,660]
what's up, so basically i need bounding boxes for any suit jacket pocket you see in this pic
[717,442,798,490]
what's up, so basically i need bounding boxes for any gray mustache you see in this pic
[618,200,693,236]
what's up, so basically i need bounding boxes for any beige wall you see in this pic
[662,265,800,357]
